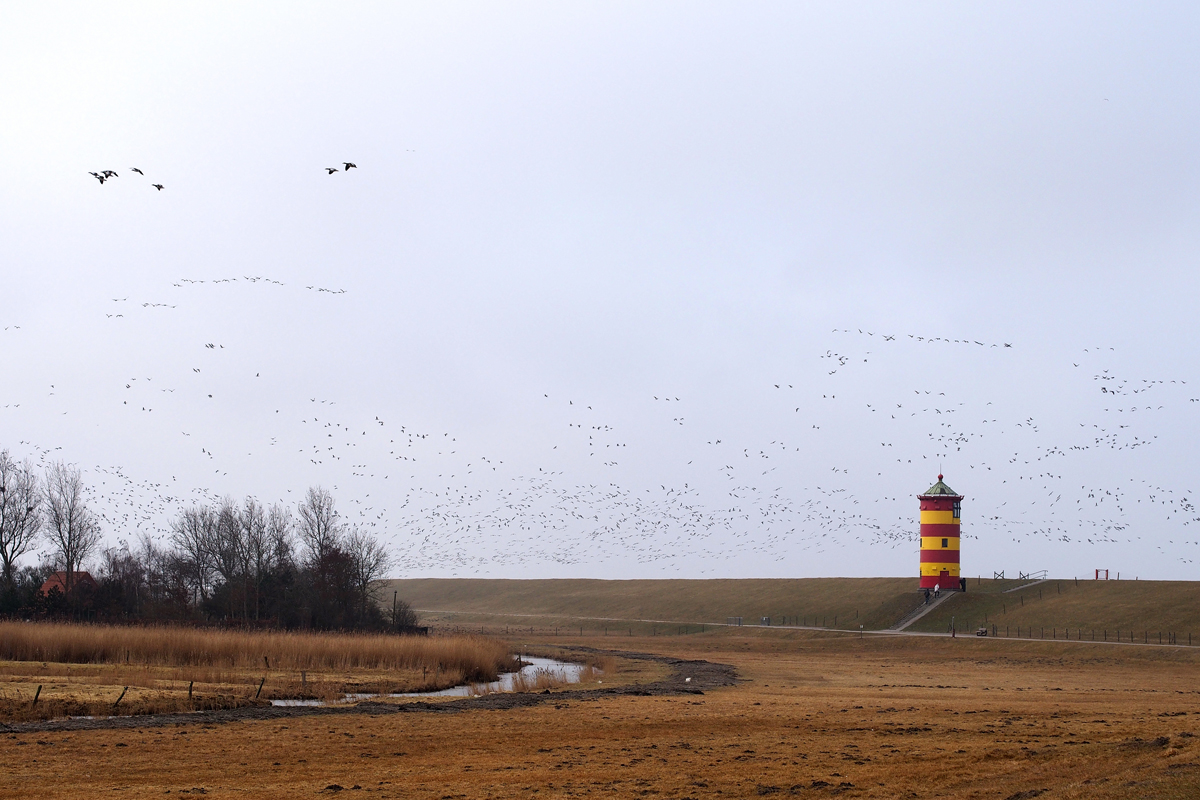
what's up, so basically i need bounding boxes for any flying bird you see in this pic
[152,184,164,191]
[131,168,144,175]
[343,162,357,170]
[325,167,338,174]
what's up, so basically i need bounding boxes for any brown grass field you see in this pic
[3,624,1200,799]
[0,623,514,721]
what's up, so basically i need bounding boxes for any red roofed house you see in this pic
[39,571,98,597]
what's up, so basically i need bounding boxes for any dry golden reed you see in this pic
[0,621,513,682]
[503,664,602,693]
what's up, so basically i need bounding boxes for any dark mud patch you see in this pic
[0,647,738,734]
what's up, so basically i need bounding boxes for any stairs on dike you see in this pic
[888,591,958,631]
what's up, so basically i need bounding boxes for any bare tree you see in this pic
[266,503,294,567]
[0,450,42,590]
[134,533,190,614]
[170,506,216,603]
[210,498,248,617]
[42,462,101,594]
[241,497,269,620]
[100,540,147,615]
[392,597,418,629]
[345,527,391,617]
[297,486,342,561]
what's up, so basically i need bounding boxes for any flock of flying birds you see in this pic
[89,167,163,191]
[89,161,359,189]
[8,317,1197,577]
[1,159,1197,577]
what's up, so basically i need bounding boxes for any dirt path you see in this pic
[0,647,738,735]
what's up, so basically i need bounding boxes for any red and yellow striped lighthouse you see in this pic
[919,474,963,591]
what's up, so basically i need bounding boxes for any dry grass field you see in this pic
[0,623,514,722]
[3,626,1200,799]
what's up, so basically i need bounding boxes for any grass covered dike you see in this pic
[388,576,1200,641]
[0,621,516,722]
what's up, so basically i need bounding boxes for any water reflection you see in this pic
[270,657,589,707]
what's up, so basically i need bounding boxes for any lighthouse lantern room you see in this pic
[918,474,963,591]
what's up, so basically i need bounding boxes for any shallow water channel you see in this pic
[270,656,589,707]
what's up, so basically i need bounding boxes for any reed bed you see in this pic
[0,621,514,682]
[506,663,601,693]
[0,660,478,722]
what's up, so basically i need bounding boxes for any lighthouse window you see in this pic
[941,538,948,548]
[952,501,961,519]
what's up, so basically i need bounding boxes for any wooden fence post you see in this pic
[31,685,41,708]
[113,687,128,708]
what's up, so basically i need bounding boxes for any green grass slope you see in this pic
[385,577,1200,639]
[905,577,1200,639]
[384,577,921,631]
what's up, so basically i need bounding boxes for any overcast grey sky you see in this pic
[2,3,1198,580]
